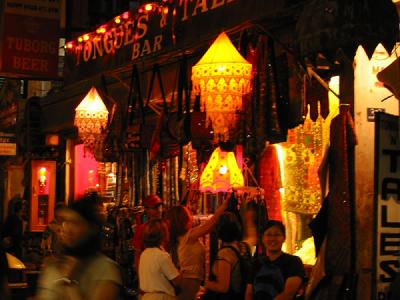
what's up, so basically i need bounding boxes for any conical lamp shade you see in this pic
[195,32,251,65]
[74,87,109,153]
[192,32,252,141]
[200,147,244,193]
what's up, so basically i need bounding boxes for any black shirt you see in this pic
[250,253,305,300]
[251,252,305,289]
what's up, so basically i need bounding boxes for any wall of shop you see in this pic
[354,44,400,299]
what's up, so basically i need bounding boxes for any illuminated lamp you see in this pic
[200,147,244,193]
[45,134,59,146]
[78,36,83,43]
[144,3,154,11]
[96,27,106,34]
[74,87,109,155]
[122,11,130,19]
[83,34,90,41]
[192,32,252,141]
[38,167,47,188]
[114,17,121,24]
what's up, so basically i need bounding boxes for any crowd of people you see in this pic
[1,192,307,300]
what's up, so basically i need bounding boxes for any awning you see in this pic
[295,0,399,61]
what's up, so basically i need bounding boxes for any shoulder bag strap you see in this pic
[127,65,144,125]
[147,64,168,114]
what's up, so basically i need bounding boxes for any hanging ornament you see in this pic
[200,147,244,193]
[192,32,252,141]
[74,87,109,154]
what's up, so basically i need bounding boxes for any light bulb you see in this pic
[219,165,228,174]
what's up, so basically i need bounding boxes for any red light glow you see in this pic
[74,144,99,199]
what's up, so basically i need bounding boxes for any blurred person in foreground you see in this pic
[139,219,181,299]
[36,193,122,300]
[132,194,164,272]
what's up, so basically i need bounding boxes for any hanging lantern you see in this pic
[192,32,252,141]
[200,147,244,193]
[74,87,109,154]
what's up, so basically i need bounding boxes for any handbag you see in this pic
[124,64,160,151]
[124,65,145,151]
[147,64,180,159]
[94,75,119,161]
[166,57,191,146]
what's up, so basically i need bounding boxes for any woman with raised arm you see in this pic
[167,195,230,300]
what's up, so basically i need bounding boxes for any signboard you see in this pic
[0,132,16,155]
[64,0,285,83]
[0,0,60,78]
[374,112,400,299]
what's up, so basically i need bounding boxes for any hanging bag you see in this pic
[165,57,191,145]
[94,74,118,161]
[147,64,180,159]
[124,65,144,151]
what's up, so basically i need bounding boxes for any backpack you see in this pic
[221,243,252,297]
[203,243,252,300]
[253,257,285,300]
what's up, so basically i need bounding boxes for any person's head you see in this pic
[54,202,67,221]
[143,219,167,248]
[216,212,242,243]
[50,202,67,234]
[262,220,286,254]
[244,200,258,224]
[60,193,103,257]
[167,205,192,235]
[143,194,163,220]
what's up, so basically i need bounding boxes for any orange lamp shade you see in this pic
[200,147,244,193]
[75,87,109,153]
[192,32,252,141]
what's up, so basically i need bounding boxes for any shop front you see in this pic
[31,0,399,299]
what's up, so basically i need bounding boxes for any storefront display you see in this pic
[30,161,56,232]
[74,144,118,201]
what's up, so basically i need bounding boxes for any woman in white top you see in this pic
[139,219,181,300]
[167,196,230,300]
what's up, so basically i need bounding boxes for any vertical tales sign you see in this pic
[374,112,400,299]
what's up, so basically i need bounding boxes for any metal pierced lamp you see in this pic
[192,32,252,142]
[75,87,109,154]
